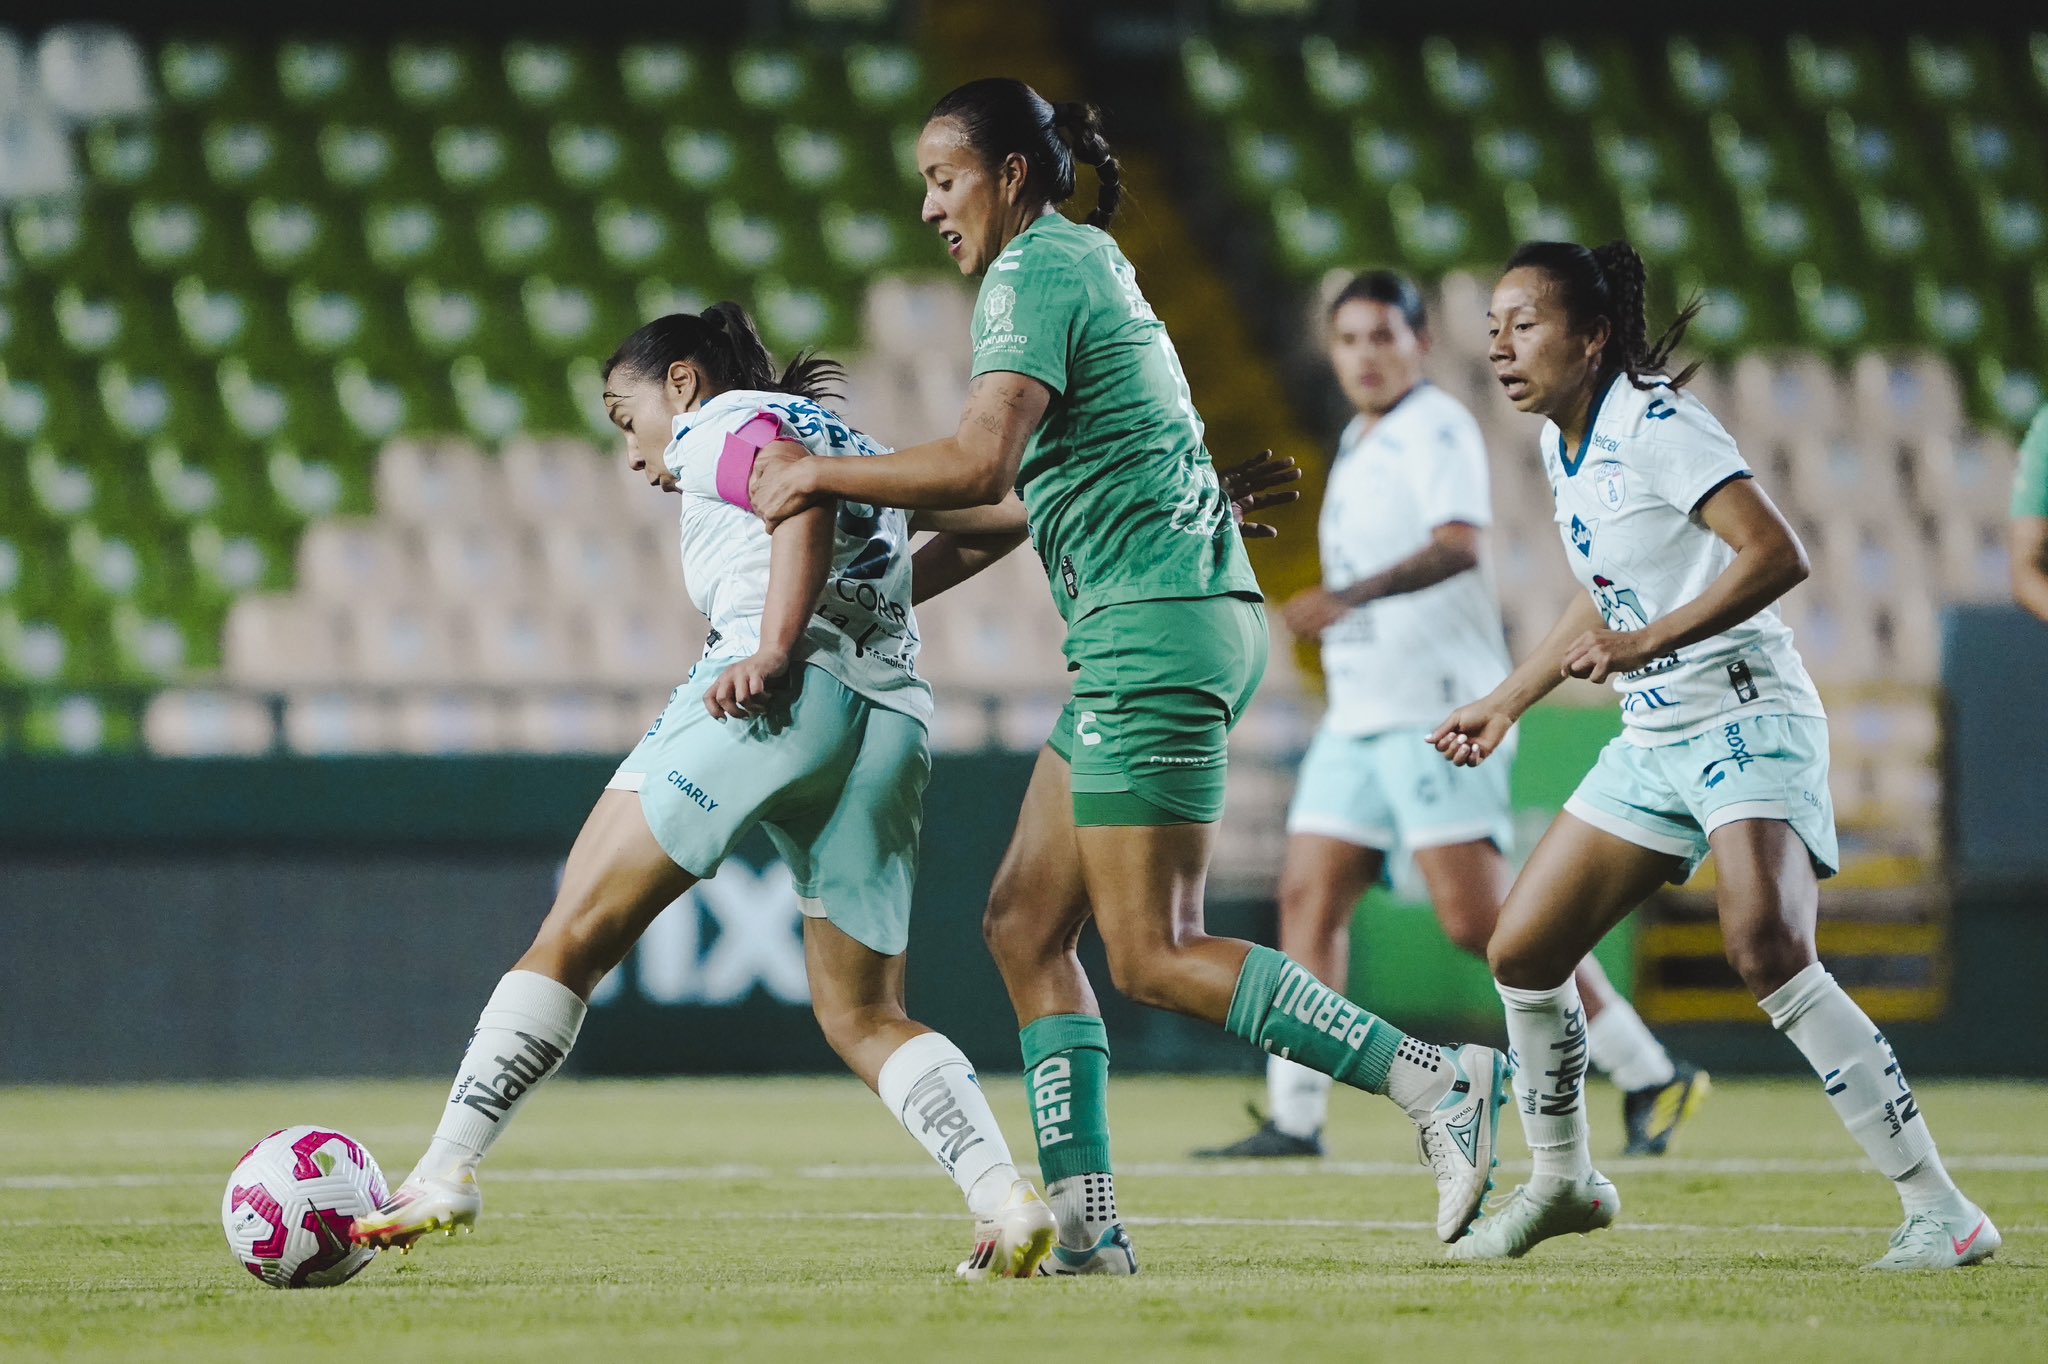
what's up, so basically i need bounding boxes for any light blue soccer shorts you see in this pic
[1564,712,1840,883]
[1286,724,1516,856]
[606,659,930,956]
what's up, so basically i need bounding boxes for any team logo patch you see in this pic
[1570,514,1594,558]
[978,283,1018,348]
[1595,460,1626,511]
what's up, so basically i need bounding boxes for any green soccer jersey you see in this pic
[968,214,1261,625]
[2013,403,2048,519]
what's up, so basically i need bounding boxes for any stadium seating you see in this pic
[0,22,2030,870]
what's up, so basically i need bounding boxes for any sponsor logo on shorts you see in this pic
[1145,754,1211,766]
[1700,723,1755,789]
[665,771,720,812]
[1076,712,1104,748]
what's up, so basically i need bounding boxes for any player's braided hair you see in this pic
[929,78,1123,229]
[603,303,844,405]
[1506,239,1702,391]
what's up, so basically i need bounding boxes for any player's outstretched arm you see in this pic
[1431,593,1604,766]
[1561,477,1808,684]
[705,504,835,720]
[2010,516,2048,626]
[751,373,1052,528]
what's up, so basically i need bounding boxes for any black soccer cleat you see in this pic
[1191,1106,1325,1159]
[1621,1060,1711,1156]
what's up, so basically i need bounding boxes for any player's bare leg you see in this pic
[806,917,1052,1281]
[1078,818,1507,1244]
[354,790,694,1251]
[1714,820,1996,1270]
[1193,833,1381,1157]
[982,748,1135,1274]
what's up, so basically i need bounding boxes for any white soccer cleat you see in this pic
[1866,1203,2001,1271]
[956,1179,1057,1281]
[1446,1172,1619,1261]
[1036,1223,1139,1277]
[1415,1042,1509,1243]
[348,1167,482,1252]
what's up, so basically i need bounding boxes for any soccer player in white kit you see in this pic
[1432,240,1998,1268]
[1195,272,1701,1161]
[351,304,1059,1280]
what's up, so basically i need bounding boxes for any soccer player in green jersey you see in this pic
[748,79,1507,1272]
[2009,404,2048,625]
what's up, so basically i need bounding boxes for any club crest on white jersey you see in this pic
[1540,375,1824,744]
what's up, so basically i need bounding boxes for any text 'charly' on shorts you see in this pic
[608,659,930,955]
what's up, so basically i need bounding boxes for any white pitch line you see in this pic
[5,1152,2046,1193]
[7,1208,2044,1238]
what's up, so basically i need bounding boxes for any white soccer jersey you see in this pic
[1318,383,1513,735]
[1540,375,1824,745]
[663,388,932,726]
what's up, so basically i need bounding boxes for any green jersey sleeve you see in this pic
[969,248,1086,396]
[2014,403,2048,519]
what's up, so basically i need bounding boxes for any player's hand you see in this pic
[1281,586,1350,641]
[1428,701,1514,768]
[1218,449,1301,539]
[1561,629,1658,685]
[705,649,791,720]
[748,446,820,533]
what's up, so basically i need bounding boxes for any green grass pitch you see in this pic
[2,1076,2040,1361]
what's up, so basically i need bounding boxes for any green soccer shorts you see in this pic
[1047,594,1268,826]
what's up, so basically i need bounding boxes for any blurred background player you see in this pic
[1432,240,1997,1270]
[351,305,1059,1281]
[1195,271,1704,1161]
[2009,403,2048,625]
[748,78,1510,1271]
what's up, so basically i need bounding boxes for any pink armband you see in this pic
[714,413,788,512]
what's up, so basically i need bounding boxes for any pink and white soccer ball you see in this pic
[222,1125,389,1288]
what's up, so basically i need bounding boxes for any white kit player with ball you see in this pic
[348,304,1060,1280]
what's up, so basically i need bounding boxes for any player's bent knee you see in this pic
[1487,932,1572,992]
[1102,942,1181,1011]
[1723,923,1815,999]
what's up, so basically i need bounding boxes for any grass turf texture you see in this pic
[2,1077,2041,1362]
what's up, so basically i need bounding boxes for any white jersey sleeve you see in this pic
[1639,393,1750,517]
[1409,403,1494,530]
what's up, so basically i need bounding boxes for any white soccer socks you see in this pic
[1762,962,1966,1218]
[877,1031,1019,1217]
[419,970,586,1178]
[1265,1055,1333,1140]
[1586,995,1678,1093]
[1498,980,1595,1182]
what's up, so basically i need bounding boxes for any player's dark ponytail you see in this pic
[1051,100,1123,228]
[603,303,844,405]
[928,78,1122,229]
[1506,239,1702,391]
